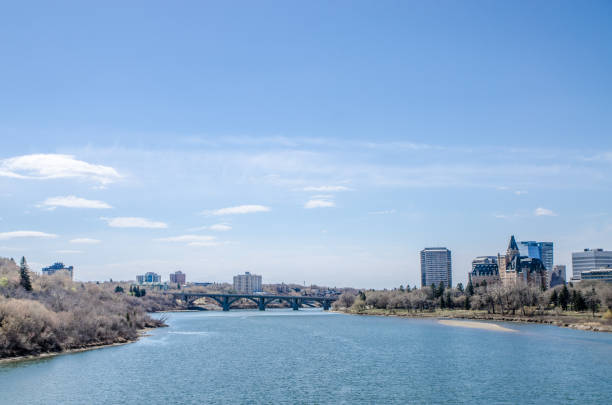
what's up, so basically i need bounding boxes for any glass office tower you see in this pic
[519,241,553,272]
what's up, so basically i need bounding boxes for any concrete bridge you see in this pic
[168,292,337,311]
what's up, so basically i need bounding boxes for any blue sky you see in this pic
[1,1,611,288]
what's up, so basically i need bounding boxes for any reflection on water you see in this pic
[1,309,611,404]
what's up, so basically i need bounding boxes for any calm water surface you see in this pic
[1,310,611,404]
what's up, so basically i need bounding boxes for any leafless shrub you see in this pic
[0,260,169,359]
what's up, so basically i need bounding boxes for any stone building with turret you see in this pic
[498,236,547,288]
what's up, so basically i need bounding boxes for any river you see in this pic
[1,309,611,404]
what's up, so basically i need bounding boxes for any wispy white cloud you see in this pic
[41,195,112,209]
[514,190,528,195]
[70,238,101,244]
[205,205,270,215]
[0,230,58,240]
[155,235,215,243]
[56,249,82,254]
[304,199,335,209]
[579,151,612,162]
[186,224,232,232]
[302,185,351,192]
[534,207,557,217]
[187,241,220,247]
[209,224,232,231]
[155,234,219,247]
[103,217,168,228]
[369,209,397,215]
[0,154,121,185]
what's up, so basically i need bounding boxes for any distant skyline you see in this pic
[1,1,611,288]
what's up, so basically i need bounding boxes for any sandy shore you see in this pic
[438,319,517,332]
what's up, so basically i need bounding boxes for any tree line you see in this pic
[333,279,612,318]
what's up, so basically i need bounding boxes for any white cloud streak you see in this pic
[41,195,112,209]
[155,234,219,247]
[369,209,397,215]
[206,205,270,215]
[0,154,121,185]
[0,231,58,240]
[209,224,232,231]
[534,207,557,217]
[70,238,101,244]
[103,217,168,228]
[304,199,336,209]
[302,185,351,192]
[155,235,216,243]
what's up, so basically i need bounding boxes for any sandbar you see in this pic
[438,319,517,332]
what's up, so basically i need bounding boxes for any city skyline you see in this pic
[1,1,612,288]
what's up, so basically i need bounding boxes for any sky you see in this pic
[1,1,611,289]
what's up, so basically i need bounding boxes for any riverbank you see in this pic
[336,308,612,332]
[1,257,175,361]
[0,327,161,364]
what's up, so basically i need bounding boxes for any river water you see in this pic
[1,309,611,404]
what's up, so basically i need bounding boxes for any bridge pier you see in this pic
[322,300,331,311]
[258,298,266,311]
[292,298,300,310]
[222,296,230,311]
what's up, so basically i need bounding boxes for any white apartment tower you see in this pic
[233,272,263,293]
[420,247,452,288]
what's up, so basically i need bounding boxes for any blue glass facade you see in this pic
[519,241,553,271]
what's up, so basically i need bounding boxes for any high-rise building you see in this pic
[571,249,612,280]
[41,262,74,279]
[233,272,262,293]
[170,270,186,285]
[519,241,553,272]
[420,247,452,288]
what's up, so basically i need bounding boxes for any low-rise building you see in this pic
[136,272,161,284]
[550,265,566,287]
[193,282,212,287]
[233,272,262,293]
[580,267,612,283]
[42,262,74,279]
[170,270,186,285]
[469,256,499,285]
[571,248,612,281]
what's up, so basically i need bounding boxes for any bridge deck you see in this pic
[168,292,337,301]
[166,292,337,311]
